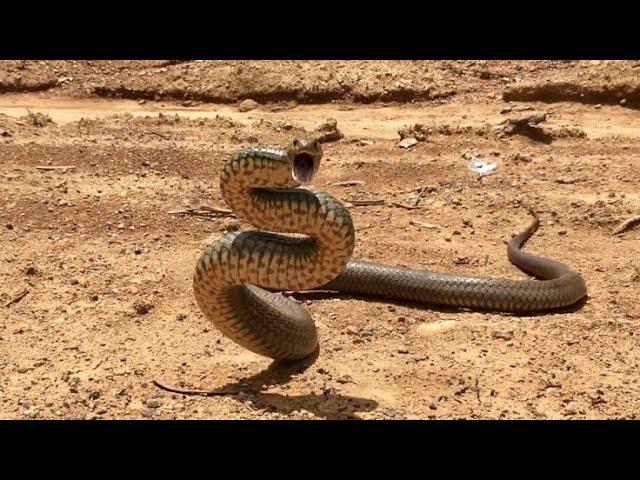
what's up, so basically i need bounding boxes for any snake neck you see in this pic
[206,146,356,290]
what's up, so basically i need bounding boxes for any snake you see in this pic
[193,138,587,361]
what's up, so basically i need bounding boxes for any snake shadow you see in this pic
[201,347,378,420]
[286,291,589,317]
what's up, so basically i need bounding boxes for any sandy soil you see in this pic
[1,60,639,420]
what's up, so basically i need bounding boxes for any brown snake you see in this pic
[193,139,587,360]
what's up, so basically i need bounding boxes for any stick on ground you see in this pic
[349,199,385,206]
[152,379,253,397]
[410,220,441,229]
[36,166,76,171]
[3,289,29,308]
[167,206,235,218]
[613,215,640,235]
[391,202,422,210]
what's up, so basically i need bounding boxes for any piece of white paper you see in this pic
[468,156,497,176]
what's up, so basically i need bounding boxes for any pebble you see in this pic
[336,374,353,384]
[25,265,38,276]
[176,313,187,321]
[346,326,359,335]
[416,320,458,336]
[133,300,154,315]
[620,98,627,105]
[85,412,99,420]
[238,99,259,112]
[146,400,161,409]
[133,245,144,255]
[492,330,514,340]
[558,229,567,235]
[141,409,155,418]
[397,345,410,354]
[398,137,418,149]
[6,223,13,230]
[26,407,39,419]
[556,176,578,185]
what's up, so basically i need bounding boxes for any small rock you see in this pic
[382,408,396,418]
[133,300,154,315]
[238,99,259,112]
[90,294,99,302]
[492,330,514,340]
[85,412,99,420]
[416,320,458,336]
[69,278,79,285]
[176,313,187,321]
[6,223,13,230]
[594,104,602,109]
[146,399,161,408]
[397,345,410,354]
[314,118,344,143]
[26,407,39,419]
[398,137,418,149]
[500,106,513,114]
[336,374,353,384]
[133,245,144,255]
[398,124,427,142]
[508,152,533,164]
[558,229,567,235]
[346,326,359,335]
[1,130,11,137]
[25,265,38,276]
[620,98,627,105]
[556,176,577,185]
[141,408,155,418]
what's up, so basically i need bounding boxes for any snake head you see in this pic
[288,138,322,185]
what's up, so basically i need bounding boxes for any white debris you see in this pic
[468,156,497,176]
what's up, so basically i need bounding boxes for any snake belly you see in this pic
[193,145,587,360]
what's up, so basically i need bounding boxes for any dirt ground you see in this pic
[1,60,639,420]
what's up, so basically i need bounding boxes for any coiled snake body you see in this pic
[193,139,587,360]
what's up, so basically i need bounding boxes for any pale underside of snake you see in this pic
[193,139,587,361]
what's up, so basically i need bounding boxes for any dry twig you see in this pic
[3,289,29,308]
[613,215,640,235]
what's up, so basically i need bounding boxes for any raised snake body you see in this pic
[193,139,587,360]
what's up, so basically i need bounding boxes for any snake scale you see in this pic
[193,139,587,360]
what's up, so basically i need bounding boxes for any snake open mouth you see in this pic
[292,153,316,184]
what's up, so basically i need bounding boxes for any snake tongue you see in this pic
[293,153,315,184]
